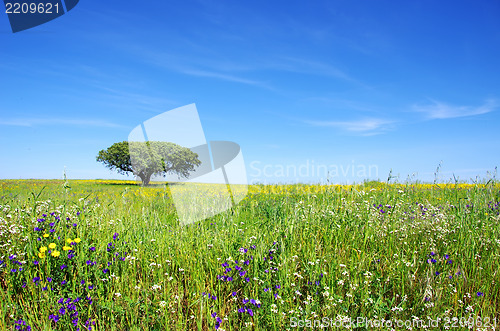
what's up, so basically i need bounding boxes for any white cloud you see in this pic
[0,118,124,128]
[306,118,394,135]
[414,99,497,119]
[180,68,269,87]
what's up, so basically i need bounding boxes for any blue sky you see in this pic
[1,0,499,184]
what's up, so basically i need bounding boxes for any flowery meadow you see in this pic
[0,179,499,330]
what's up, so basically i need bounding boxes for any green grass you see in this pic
[1,179,499,330]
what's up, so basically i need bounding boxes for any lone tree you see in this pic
[96,141,201,185]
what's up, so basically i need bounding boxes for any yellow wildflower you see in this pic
[48,243,56,249]
[74,238,81,243]
[39,246,47,253]
[63,245,72,251]
[66,238,73,244]
[51,250,60,257]
[43,233,49,238]
[38,252,45,258]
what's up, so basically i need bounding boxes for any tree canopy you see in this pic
[96,141,201,185]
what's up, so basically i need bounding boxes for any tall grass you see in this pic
[1,179,499,330]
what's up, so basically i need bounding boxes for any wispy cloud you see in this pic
[0,118,124,128]
[180,68,270,87]
[274,56,360,84]
[414,99,497,119]
[305,118,394,135]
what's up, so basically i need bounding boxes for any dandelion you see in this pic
[63,246,72,251]
[39,247,47,253]
[48,243,56,249]
[74,238,81,243]
[43,234,49,238]
[51,251,60,257]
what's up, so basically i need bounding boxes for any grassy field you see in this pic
[1,179,500,330]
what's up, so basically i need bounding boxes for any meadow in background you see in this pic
[0,179,499,330]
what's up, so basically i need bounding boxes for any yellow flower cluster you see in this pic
[37,238,81,258]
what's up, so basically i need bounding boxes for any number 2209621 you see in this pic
[5,2,60,14]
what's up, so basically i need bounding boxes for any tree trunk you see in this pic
[143,173,151,186]
[138,172,152,186]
